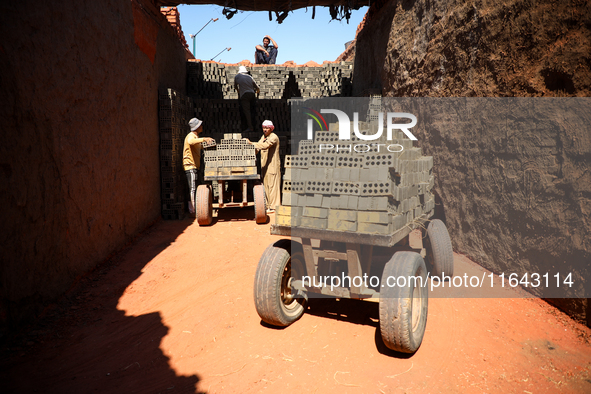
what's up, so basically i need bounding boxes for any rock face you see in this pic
[354,0,591,97]
[0,0,188,333]
[353,0,591,323]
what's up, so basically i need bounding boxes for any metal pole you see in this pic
[191,18,218,56]
[210,47,231,61]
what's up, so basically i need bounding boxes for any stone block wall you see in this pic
[187,61,354,100]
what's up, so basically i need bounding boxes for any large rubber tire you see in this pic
[424,219,454,278]
[254,239,307,327]
[379,251,428,353]
[196,184,213,226]
[253,184,267,224]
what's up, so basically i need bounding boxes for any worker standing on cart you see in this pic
[184,118,214,217]
[244,120,280,213]
[234,65,260,133]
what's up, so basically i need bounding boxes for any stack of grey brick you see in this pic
[202,135,258,199]
[203,135,257,174]
[166,61,354,219]
[277,111,436,234]
[187,61,354,100]
[159,88,195,220]
[186,62,227,100]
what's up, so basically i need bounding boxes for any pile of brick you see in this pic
[203,135,257,178]
[187,61,354,100]
[159,60,359,220]
[159,88,195,220]
[160,7,189,51]
[276,124,436,235]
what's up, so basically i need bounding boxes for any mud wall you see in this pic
[353,0,591,97]
[0,0,188,334]
[353,0,591,322]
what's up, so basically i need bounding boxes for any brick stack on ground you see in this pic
[159,88,195,220]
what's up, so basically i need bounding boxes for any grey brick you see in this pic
[330,195,342,209]
[333,167,350,181]
[334,155,364,169]
[308,154,336,168]
[331,181,360,195]
[363,153,397,169]
[349,168,360,181]
[359,181,395,196]
[296,194,306,207]
[282,192,295,206]
[414,206,423,218]
[285,154,310,168]
[302,206,329,219]
[327,218,357,232]
[305,194,323,207]
[328,209,357,222]
[360,168,372,182]
[392,214,406,231]
[305,180,332,194]
[358,221,392,235]
[357,196,370,211]
[358,211,390,224]
[347,195,359,210]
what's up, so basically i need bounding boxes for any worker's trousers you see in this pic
[185,169,201,214]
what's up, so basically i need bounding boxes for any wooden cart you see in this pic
[196,172,267,226]
[253,214,453,353]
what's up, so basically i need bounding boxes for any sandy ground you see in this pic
[3,208,591,393]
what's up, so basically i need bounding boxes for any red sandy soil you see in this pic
[2,209,591,393]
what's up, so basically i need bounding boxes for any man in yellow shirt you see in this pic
[183,118,214,216]
[245,120,281,213]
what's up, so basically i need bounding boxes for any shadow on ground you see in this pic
[305,297,418,358]
[305,297,379,327]
[213,206,266,224]
[1,219,203,393]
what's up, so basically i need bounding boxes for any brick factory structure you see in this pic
[159,61,354,220]
[1,0,589,338]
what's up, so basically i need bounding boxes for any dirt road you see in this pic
[3,209,591,393]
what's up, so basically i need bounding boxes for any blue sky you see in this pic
[177,5,369,64]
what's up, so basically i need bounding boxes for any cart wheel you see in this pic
[423,219,453,278]
[253,184,267,224]
[254,240,307,327]
[379,251,428,353]
[196,184,212,226]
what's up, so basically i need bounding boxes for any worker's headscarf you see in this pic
[262,120,274,130]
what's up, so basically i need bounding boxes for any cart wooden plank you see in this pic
[204,174,260,181]
[213,202,253,208]
[270,213,431,247]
